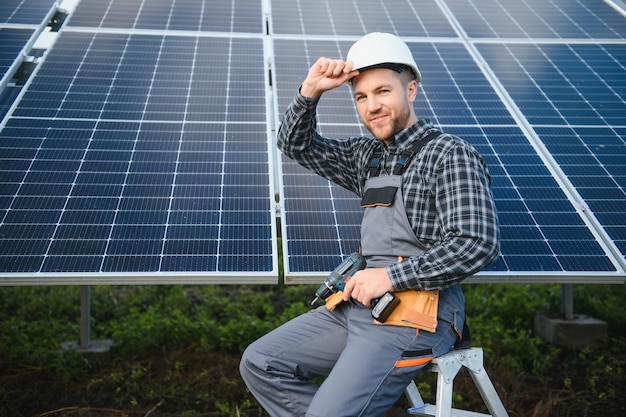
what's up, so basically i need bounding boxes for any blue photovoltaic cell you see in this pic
[281,153,363,272]
[67,0,264,33]
[272,0,455,37]
[477,43,626,126]
[271,0,456,37]
[0,0,57,25]
[446,0,626,39]
[410,42,515,126]
[532,125,626,260]
[273,39,366,271]
[15,33,268,123]
[274,39,620,277]
[0,32,275,276]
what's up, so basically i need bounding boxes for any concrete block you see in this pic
[534,313,607,349]
[59,339,115,367]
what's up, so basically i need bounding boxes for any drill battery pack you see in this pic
[371,292,401,323]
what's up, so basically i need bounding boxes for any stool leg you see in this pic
[404,380,426,408]
[405,347,509,417]
[434,369,453,417]
[469,367,509,417]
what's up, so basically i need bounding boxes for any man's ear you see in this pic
[407,80,418,102]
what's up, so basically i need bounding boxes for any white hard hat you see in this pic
[347,32,421,83]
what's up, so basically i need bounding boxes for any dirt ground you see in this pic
[1,336,625,417]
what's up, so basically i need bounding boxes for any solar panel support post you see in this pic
[534,284,608,349]
[561,284,574,321]
[80,285,91,348]
[60,286,113,364]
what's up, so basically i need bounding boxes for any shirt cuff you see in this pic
[296,86,321,106]
[386,262,420,291]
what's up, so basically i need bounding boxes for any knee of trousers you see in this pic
[240,342,303,385]
[239,344,261,384]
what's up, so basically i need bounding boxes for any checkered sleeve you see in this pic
[276,92,371,194]
[387,139,500,291]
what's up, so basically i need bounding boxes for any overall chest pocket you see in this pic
[361,186,398,208]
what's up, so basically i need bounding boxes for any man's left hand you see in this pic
[342,268,394,307]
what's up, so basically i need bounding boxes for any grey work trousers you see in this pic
[239,287,464,417]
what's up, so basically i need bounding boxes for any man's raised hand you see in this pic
[300,58,359,98]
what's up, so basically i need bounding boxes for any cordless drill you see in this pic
[310,252,366,306]
[310,252,401,323]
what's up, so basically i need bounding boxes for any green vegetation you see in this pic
[0,283,624,416]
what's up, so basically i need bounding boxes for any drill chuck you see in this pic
[310,281,334,306]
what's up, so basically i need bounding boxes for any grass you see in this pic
[0,282,624,416]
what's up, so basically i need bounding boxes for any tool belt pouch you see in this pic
[374,290,439,332]
[325,291,345,311]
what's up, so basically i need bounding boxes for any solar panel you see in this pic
[0,0,58,25]
[0,0,624,285]
[67,0,264,33]
[0,29,277,283]
[445,0,626,39]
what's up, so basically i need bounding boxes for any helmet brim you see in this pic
[356,63,418,80]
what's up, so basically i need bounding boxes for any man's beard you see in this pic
[365,106,411,142]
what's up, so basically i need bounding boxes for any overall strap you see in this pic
[367,151,384,177]
[367,129,442,178]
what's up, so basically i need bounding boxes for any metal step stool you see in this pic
[404,347,509,417]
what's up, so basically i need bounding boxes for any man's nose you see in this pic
[367,97,381,112]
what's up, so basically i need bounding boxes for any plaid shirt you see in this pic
[278,92,499,291]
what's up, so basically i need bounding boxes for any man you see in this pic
[240,32,499,417]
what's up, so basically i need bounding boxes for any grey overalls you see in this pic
[239,135,465,417]
[359,137,465,334]
[360,129,440,268]
[361,173,429,267]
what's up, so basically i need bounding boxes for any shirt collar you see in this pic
[386,118,434,151]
